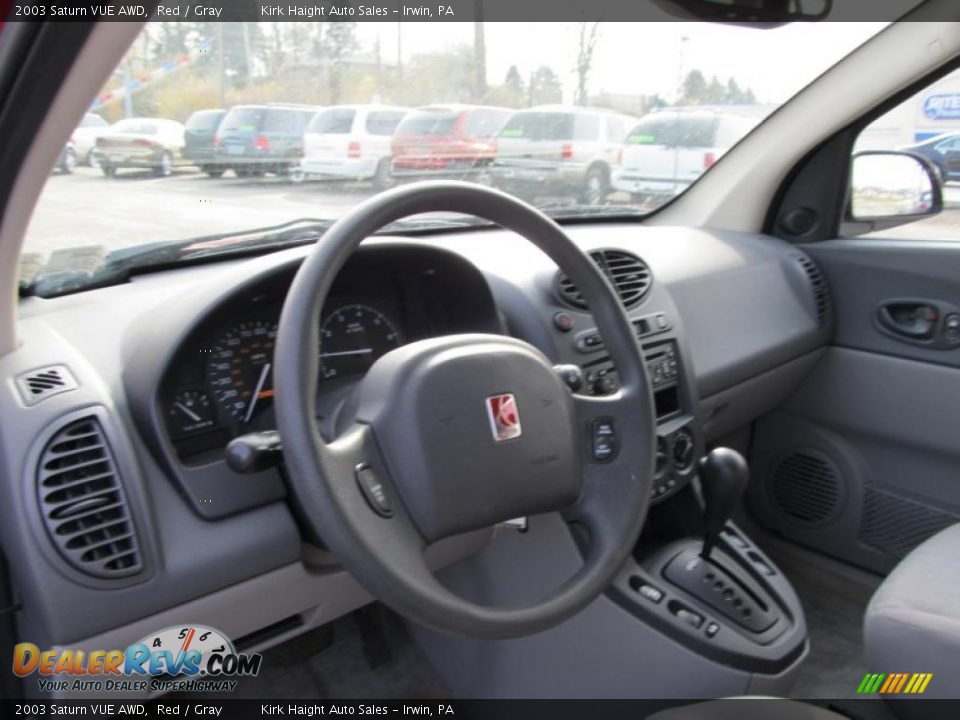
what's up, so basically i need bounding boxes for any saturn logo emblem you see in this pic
[486,393,522,442]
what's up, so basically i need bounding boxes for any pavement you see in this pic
[22,167,960,260]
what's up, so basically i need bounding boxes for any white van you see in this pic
[612,107,773,201]
[301,105,409,189]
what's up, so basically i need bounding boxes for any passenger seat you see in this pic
[864,524,960,703]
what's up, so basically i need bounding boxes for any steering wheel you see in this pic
[274,182,656,639]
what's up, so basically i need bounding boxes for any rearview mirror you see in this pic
[651,0,831,25]
[846,151,943,235]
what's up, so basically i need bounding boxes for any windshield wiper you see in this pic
[21,218,338,298]
[535,202,650,219]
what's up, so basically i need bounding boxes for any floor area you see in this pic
[754,533,882,701]
[177,607,449,700]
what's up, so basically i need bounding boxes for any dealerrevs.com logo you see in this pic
[12,624,262,694]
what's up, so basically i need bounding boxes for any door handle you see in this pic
[877,302,939,340]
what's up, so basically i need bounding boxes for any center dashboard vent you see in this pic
[793,253,831,324]
[557,249,652,309]
[36,417,143,579]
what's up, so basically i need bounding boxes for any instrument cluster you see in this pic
[158,246,502,464]
[163,300,409,459]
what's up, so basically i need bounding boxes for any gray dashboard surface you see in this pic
[3,223,827,648]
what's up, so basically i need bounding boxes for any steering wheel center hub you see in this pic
[355,334,580,542]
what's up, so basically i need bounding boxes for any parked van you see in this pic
[612,107,772,201]
[183,109,227,178]
[302,105,409,189]
[214,104,321,180]
[391,105,511,181]
[493,106,635,204]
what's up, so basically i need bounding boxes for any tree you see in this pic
[404,46,475,106]
[574,22,601,106]
[529,65,562,105]
[317,22,358,104]
[485,65,526,108]
[681,69,706,105]
[704,76,726,104]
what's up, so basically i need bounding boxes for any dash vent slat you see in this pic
[557,250,652,309]
[37,417,142,579]
[793,254,832,324]
[15,365,79,406]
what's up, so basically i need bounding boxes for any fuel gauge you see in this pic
[167,389,216,437]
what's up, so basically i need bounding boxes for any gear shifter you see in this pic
[698,447,749,560]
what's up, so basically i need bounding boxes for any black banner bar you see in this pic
[4,699,960,720]
[3,0,956,23]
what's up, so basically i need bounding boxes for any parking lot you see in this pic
[23,166,960,259]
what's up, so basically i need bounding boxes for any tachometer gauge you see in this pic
[206,318,277,423]
[319,304,402,380]
[167,389,216,437]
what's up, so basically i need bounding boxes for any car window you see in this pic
[220,107,264,133]
[366,111,406,136]
[626,114,718,148]
[853,68,960,241]
[500,112,574,141]
[309,108,356,135]
[186,112,223,131]
[396,110,458,137]
[262,110,296,134]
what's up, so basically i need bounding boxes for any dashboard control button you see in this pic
[356,465,392,517]
[590,417,618,463]
[553,312,575,332]
[553,364,584,392]
[705,621,720,638]
[674,607,704,629]
[637,583,664,604]
[592,375,618,395]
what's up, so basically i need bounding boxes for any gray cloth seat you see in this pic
[864,523,960,701]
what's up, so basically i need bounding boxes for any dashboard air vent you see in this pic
[15,365,78,406]
[36,417,142,578]
[557,250,652,309]
[793,254,831,323]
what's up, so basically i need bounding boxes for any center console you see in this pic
[561,308,807,676]
[568,311,700,505]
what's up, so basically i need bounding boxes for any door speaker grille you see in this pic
[860,486,959,560]
[769,450,841,524]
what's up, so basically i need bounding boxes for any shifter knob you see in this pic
[698,447,749,559]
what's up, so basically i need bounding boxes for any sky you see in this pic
[355,22,889,105]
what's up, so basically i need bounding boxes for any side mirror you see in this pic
[844,151,943,236]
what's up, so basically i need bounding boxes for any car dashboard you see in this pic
[3,222,831,669]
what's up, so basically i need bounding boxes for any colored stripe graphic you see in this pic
[860,672,933,694]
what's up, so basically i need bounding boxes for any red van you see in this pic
[391,104,511,182]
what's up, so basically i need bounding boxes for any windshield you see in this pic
[23,20,887,291]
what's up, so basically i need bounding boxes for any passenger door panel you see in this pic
[748,239,960,574]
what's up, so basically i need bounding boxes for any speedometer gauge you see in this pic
[319,304,402,380]
[206,318,277,423]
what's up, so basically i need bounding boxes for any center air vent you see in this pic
[557,250,652,310]
[36,417,142,579]
[793,253,831,323]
